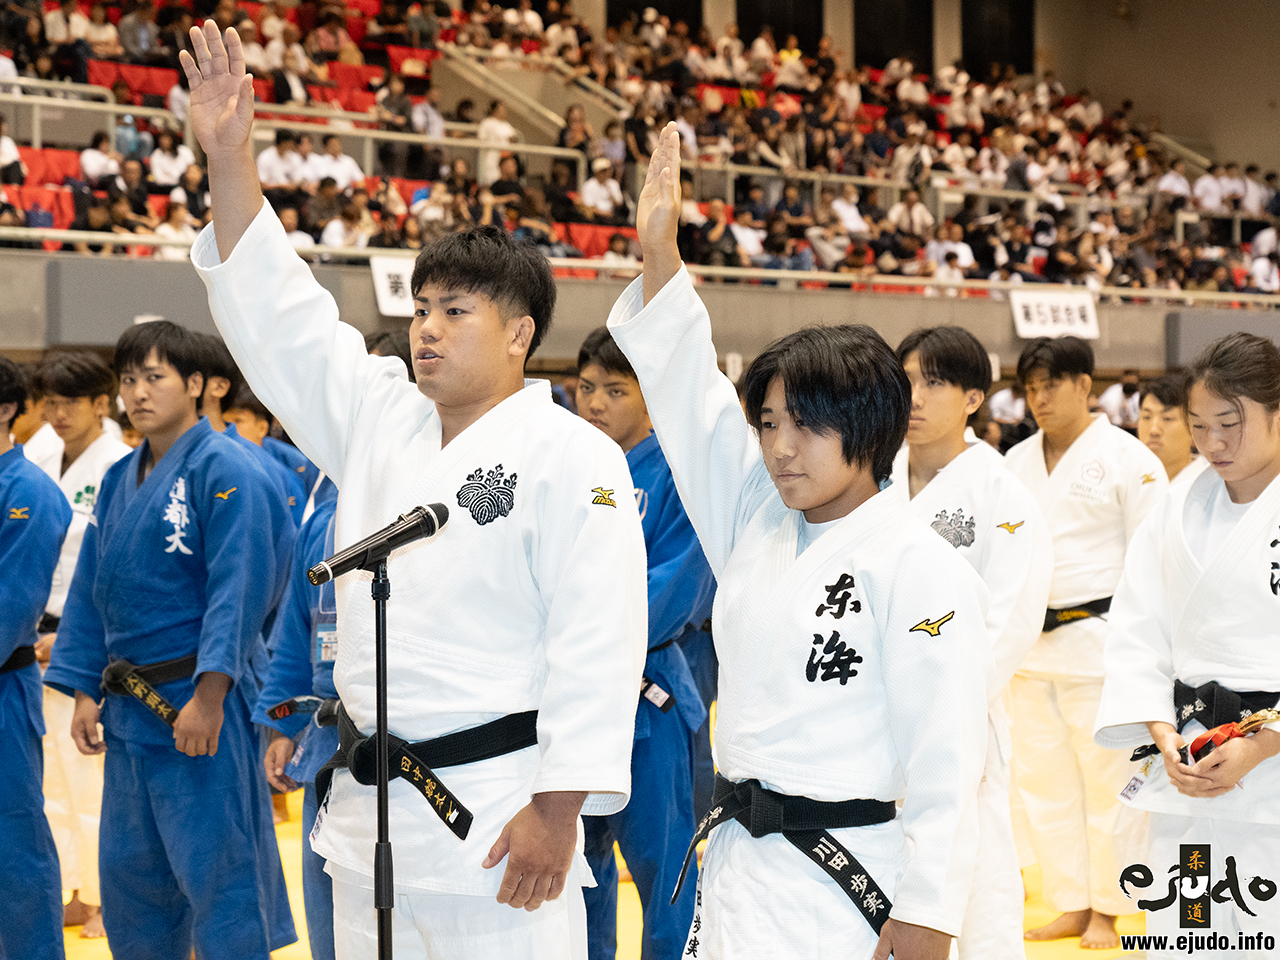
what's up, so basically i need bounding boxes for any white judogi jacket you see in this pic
[889,442,1052,758]
[1095,469,1280,825]
[1005,415,1167,678]
[28,431,132,617]
[193,200,647,895]
[608,267,991,937]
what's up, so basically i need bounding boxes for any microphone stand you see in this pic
[370,558,394,958]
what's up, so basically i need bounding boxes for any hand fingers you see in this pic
[871,921,893,960]
[483,829,511,870]
[207,733,219,756]
[178,47,201,88]
[224,24,246,77]
[495,860,522,904]
[547,872,565,902]
[523,875,553,912]
[506,870,539,909]
[189,21,215,75]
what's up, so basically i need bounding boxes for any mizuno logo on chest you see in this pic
[910,612,955,637]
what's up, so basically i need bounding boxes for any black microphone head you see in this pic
[425,502,449,529]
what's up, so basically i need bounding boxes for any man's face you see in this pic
[299,137,312,157]
[123,161,143,186]
[224,407,269,445]
[43,393,108,447]
[280,208,298,231]
[575,362,650,451]
[1138,394,1191,470]
[326,138,342,157]
[118,349,202,440]
[902,352,982,448]
[409,285,531,407]
[500,159,517,180]
[1024,369,1091,435]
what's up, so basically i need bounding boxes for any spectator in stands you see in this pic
[366,214,403,248]
[291,133,322,190]
[305,10,352,62]
[695,197,744,268]
[476,98,517,185]
[108,191,152,234]
[1063,89,1102,130]
[43,0,87,81]
[278,206,316,253]
[110,79,153,160]
[319,202,369,250]
[148,128,195,192]
[366,0,410,47]
[407,2,438,49]
[837,240,876,276]
[886,188,934,237]
[66,197,115,255]
[258,2,284,43]
[11,14,47,77]
[169,163,209,223]
[257,129,304,209]
[505,0,542,39]
[118,2,168,66]
[1193,163,1226,213]
[578,156,626,224]
[152,199,196,260]
[488,154,524,215]
[156,6,192,70]
[375,73,414,177]
[558,102,594,155]
[304,176,343,237]
[1097,369,1141,430]
[84,2,121,59]
[543,8,580,61]
[0,114,24,184]
[315,134,364,193]
[772,180,812,238]
[236,19,268,75]
[110,157,151,215]
[1249,251,1279,293]
[79,131,121,189]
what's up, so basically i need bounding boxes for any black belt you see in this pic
[37,613,60,635]
[101,654,199,728]
[1043,596,1112,633]
[266,696,340,726]
[672,774,897,934]
[315,703,539,841]
[1,645,36,673]
[1131,680,1280,761]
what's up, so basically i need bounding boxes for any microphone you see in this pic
[307,503,449,586]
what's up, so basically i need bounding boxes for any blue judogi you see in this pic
[44,419,297,960]
[225,421,306,529]
[263,435,337,515]
[584,432,714,960]
[0,445,71,960]
[252,498,338,960]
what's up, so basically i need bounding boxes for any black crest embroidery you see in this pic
[931,508,976,549]
[457,465,518,525]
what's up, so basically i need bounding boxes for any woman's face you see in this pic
[1188,382,1280,498]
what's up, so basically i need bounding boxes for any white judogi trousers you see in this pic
[1145,816,1280,960]
[331,865,587,960]
[42,686,103,903]
[1011,674,1146,916]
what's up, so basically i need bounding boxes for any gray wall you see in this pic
[4,250,1172,372]
[1034,0,1280,169]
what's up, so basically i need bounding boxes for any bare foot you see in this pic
[1079,911,1119,950]
[63,891,92,927]
[1024,909,1090,941]
[272,792,289,824]
[80,909,105,939]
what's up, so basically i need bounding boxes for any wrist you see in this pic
[193,671,233,704]
[531,790,587,825]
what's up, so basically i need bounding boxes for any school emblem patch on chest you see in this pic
[931,508,976,548]
[457,464,518,525]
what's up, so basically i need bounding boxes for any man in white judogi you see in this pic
[182,23,647,959]
[28,352,132,937]
[889,327,1053,960]
[1004,336,1167,949]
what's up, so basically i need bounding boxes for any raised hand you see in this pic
[179,21,255,161]
[636,121,681,255]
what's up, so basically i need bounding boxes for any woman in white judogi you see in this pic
[889,327,1053,960]
[28,353,131,936]
[1095,333,1280,958]
[609,124,991,960]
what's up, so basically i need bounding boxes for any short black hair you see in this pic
[0,355,28,430]
[1016,336,1094,384]
[196,333,244,401]
[743,325,910,483]
[91,131,110,150]
[226,383,271,423]
[35,351,116,402]
[896,326,992,422]
[576,326,634,377]
[1140,372,1189,411]
[364,329,413,380]
[114,321,205,382]
[274,129,297,148]
[409,226,556,359]
[1188,332,1280,417]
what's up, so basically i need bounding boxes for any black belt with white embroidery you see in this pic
[266,696,340,727]
[1130,679,1280,761]
[1042,596,1112,633]
[100,654,198,727]
[672,773,897,934]
[315,703,539,841]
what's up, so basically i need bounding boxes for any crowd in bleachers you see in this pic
[2,0,1280,294]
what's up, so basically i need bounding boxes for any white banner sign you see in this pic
[370,256,417,317]
[1009,288,1100,340]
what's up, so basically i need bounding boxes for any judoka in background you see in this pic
[43,321,297,960]
[574,327,716,960]
[0,355,72,960]
[1096,333,1280,958]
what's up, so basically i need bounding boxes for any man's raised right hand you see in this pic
[180,21,255,161]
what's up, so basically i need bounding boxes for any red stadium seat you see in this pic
[45,149,82,185]
[17,147,49,186]
[386,45,439,75]
[252,77,274,102]
[148,194,169,220]
[345,16,367,45]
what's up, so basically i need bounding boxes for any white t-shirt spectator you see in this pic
[1097,382,1140,429]
[988,387,1026,422]
[1157,169,1191,197]
[412,100,446,139]
[0,54,18,95]
[1218,174,1245,208]
[1243,177,1270,216]
[1251,226,1277,259]
[504,7,543,34]
[260,11,285,41]
[885,200,935,236]
[153,221,198,261]
[942,140,975,173]
[85,19,118,47]
[315,151,365,191]
[1063,98,1102,130]
[79,147,119,187]
[1251,256,1279,292]
[0,132,20,168]
[830,196,868,233]
[320,218,368,248]
[729,221,764,257]
[1193,173,1224,212]
[580,175,624,216]
[169,183,210,211]
[149,144,196,188]
[296,150,326,188]
[240,40,269,76]
[834,76,861,117]
[476,115,517,185]
[933,260,965,296]
[44,8,89,43]
[543,21,578,58]
[256,146,303,186]
[896,77,929,107]
[286,228,316,252]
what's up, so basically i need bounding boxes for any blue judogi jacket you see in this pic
[225,421,306,530]
[252,498,339,784]
[45,419,290,747]
[628,432,715,740]
[263,435,336,512]
[0,445,71,737]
